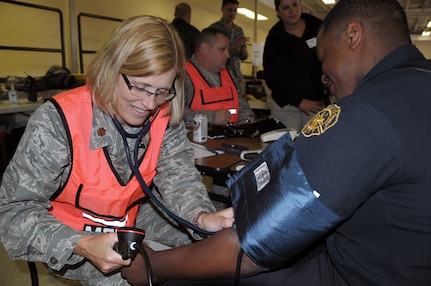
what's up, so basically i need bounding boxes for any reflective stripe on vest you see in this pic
[186,62,239,124]
[48,86,170,232]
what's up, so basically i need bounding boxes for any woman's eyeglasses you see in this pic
[121,73,176,102]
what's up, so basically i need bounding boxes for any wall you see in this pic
[0,0,70,77]
[0,0,276,79]
[72,0,270,75]
[412,37,431,59]
[0,0,430,80]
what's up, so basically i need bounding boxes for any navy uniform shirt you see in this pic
[294,44,431,285]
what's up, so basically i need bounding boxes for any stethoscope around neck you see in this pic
[111,107,215,236]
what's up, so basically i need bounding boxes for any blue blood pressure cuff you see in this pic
[226,133,341,268]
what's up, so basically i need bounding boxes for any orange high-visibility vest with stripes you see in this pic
[48,86,169,232]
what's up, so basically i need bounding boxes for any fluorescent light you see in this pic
[422,30,431,37]
[237,8,268,21]
[322,0,336,4]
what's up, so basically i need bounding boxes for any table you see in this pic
[0,89,61,115]
[190,133,269,176]
[189,133,269,206]
[0,98,43,115]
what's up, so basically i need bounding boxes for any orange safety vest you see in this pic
[48,86,170,232]
[186,62,239,124]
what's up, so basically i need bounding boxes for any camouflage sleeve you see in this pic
[238,93,255,125]
[230,25,245,58]
[183,73,216,126]
[236,26,248,61]
[152,121,216,226]
[0,101,84,270]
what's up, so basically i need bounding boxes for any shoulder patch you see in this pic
[301,104,341,137]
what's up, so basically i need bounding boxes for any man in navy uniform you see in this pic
[122,0,431,285]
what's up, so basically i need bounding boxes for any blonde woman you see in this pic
[0,15,233,285]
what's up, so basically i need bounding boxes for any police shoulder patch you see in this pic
[301,104,341,137]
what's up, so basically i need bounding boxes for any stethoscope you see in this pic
[111,107,215,237]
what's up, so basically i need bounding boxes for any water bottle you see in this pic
[8,78,18,104]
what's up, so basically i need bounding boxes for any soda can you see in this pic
[193,114,208,143]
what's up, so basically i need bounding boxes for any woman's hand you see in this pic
[197,207,235,232]
[74,232,131,274]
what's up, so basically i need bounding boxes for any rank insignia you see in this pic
[302,104,341,137]
[97,127,106,137]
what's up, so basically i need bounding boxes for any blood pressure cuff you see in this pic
[226,133,341,268]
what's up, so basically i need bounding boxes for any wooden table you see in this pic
[190,133,269,177]
[189,133,269,205]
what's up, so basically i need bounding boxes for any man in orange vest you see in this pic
[184,28,254,127]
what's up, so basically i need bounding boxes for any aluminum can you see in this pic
[193,114,208,143]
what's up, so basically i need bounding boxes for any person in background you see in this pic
[0,15,233,286]
[263,0,326,132]
[121,0,431,285]
[171,2,200,60]
[184,28,254,127]
[209,0,248,87]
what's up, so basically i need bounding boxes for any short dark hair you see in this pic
[320,0,410,45]
[195,28,228,50]
[175,3,191,18]
[223,0,239,6]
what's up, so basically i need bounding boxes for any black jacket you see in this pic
[263,13,325,107]
[171,18,200,60]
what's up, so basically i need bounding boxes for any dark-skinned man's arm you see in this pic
[121,228,266,285]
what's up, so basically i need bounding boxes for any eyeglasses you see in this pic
[121,73,176,102]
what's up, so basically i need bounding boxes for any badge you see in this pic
[97,127,106,136]
[302,104,341,137]
[254,161,270,192]
[306,37,317,48]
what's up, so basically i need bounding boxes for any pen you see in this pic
[204,146,219,155]
[214,148,242,154]
[221,143,249,150]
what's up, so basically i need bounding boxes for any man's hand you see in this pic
[214,109,231,125]
[231,36,248,51]
[299,99,325,115]
[121,247,159,286]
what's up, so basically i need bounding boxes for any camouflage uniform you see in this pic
[209,19,248,83]
[0,96,215,285]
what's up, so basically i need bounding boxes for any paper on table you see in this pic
[191,142,218,159]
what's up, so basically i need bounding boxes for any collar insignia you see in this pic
[97,127,106,137]
[301,104,341,137]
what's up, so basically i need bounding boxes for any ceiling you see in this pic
[187,0,431,36]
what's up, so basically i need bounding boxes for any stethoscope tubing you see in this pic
[112,108,215,236]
